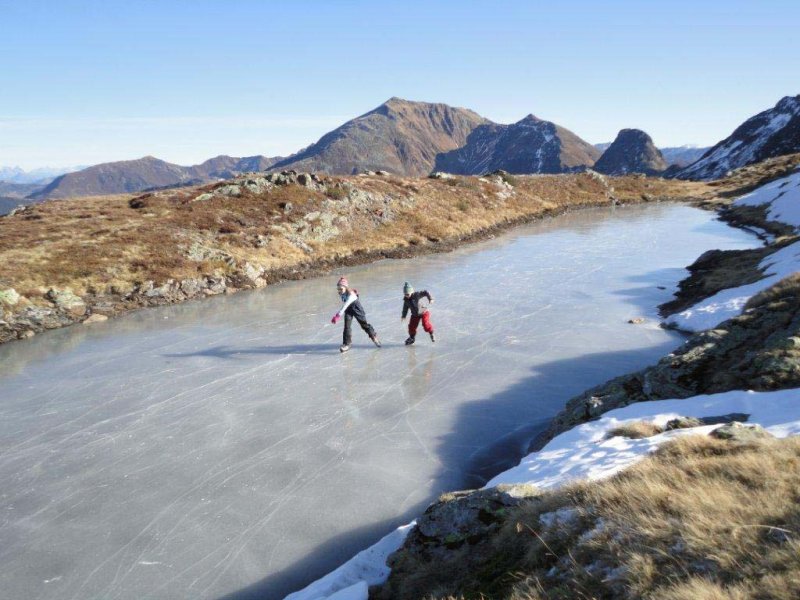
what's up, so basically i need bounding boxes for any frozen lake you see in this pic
[0,204,758,600]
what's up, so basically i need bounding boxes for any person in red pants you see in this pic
[401,281,435,345]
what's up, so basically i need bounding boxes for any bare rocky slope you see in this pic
[269,98,490,176]
[593,128,667,175]
[433,114,600,175]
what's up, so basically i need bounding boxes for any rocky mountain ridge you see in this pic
[269,97,490,176]
[31,154,283,199]
[678,94,800,180]
[20,94,800,202]
[433,114,600,175]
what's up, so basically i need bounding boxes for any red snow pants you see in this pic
[408,311,434,337]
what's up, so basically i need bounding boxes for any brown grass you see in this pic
[606,420,664,439]
[0,172,713,306]
[393,435,800,600]
[496,436,800,600]
[746,272,800,310]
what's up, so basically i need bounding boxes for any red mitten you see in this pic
[331,314,341,324]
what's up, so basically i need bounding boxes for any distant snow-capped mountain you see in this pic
[0,165,86,185]
[658,145,710,168]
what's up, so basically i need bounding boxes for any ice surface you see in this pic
[0,204,758,600]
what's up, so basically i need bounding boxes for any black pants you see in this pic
[343,301,376,345]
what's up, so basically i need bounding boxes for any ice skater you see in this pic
[331,276,381,353]
[401,281,435,345]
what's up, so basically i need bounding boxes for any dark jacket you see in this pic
[402,290,433,318]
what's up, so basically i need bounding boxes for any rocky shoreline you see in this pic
[361,160,800,598]
[0,168,705,345]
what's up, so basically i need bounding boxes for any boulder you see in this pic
[0,288,21,307]
[46,288,86,317]
[710,422,774,442]
[377,484,540,600]
[145,280,182,301]
[192,192,215,203]
[16,305,73,330]
[216,184,241,197]
[205,276,227,295]
[240,262,265,287]
[664,416,704,430]
[83,314,109,325]
[179,278,203,297]
[408,484,538,550]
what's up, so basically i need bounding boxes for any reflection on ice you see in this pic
[0,204,758,600]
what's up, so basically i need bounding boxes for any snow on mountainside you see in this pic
[433,114,600,175]
[678,95,800,180]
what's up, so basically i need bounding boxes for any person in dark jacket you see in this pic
[331,276,381,353]
[401,281,435,345]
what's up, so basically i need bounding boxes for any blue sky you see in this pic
[1,0,798,168]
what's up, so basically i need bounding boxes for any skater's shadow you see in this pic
[164,342,407,360]
[164,343,336,358]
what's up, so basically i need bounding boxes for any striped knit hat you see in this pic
[337,277,349,288]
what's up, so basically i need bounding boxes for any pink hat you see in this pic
[336,277,349,288]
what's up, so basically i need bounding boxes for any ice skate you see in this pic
[370,335,382,348]
[405,336,415,345]
[339,344,350,353]
[430,332,436,342]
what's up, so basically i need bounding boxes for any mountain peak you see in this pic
[516,114,544,125]
[271,98,489,176]
[593,128,666,175]
[776,94,800,113]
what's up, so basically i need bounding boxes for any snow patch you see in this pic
[488,388,800,488]
[665,169,800,332]
[284,523,414,600]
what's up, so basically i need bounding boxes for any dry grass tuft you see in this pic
[745,272,800,310]
[407,435,800,600]
[606,420,664,439]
